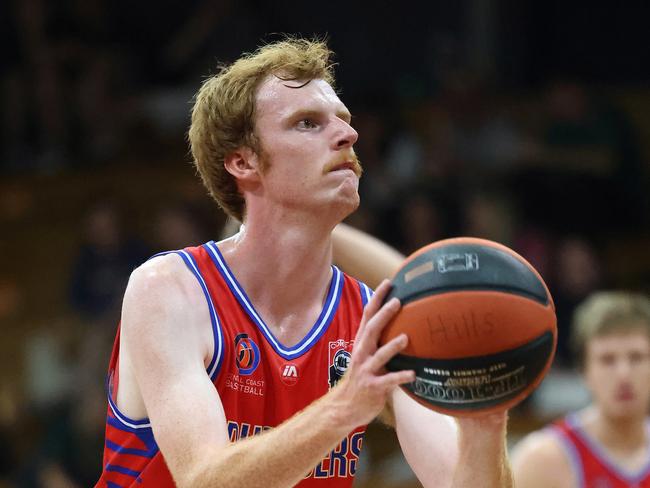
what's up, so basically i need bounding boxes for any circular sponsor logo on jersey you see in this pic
[234,333,260,375]
[280,363,299,386]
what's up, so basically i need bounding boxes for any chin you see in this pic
[604,402,646,420]
[328,194,360,223]
[341,193,361,215]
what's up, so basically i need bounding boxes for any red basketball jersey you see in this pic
[96,241,374,487]
[550,413,650,488]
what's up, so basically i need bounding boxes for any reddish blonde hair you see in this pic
[188,38,335,221]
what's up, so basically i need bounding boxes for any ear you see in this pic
[224,147,262,190]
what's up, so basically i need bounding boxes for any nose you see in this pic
[614,357,633,378]
[332,118,358,150]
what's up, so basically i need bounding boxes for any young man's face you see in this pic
[251,76,362,221]
[584,327,650,419]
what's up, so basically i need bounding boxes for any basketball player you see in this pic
[96,38,512,487]
[512,292,650,487]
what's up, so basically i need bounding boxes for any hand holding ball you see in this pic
[381,237,557,416]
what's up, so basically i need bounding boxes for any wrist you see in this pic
[325,378,364,433]
[456,412,508,449]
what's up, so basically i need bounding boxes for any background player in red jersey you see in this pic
[512,292,650,487]
[97,38,513,488]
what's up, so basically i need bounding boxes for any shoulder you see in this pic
[121,253,208,338]
[511,427,575,488]
[126,253,203,305]
[130,252,189,285]
[512,428,567,464]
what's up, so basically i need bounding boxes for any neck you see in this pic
[582,406,648,452]
[218,209,337,320]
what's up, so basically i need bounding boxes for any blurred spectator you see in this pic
[24,325,76,412]
[384,130,424,194]
[420,102,459,184]
[354,110,391,204]
[550,236,604,366]
[1,0,139,172]
[353,109,393,237]
[17,378,105,487]
[517,79,646,235]
[397,192,445,254]
[0,384,19,487]
[0,280,23,323]
[441,72,534,178]
[68,200,149,324]
[152,202,211,251]
[20,315,110,487]
[461,191,518,246]
[513,227,553,283]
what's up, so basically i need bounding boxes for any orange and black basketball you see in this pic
[381,237,557,416]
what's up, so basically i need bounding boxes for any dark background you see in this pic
[1,1,649,486]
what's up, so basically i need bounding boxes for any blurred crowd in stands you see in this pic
[1,0,649,486]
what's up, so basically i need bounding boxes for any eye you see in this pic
[598,353,616,366]
[629,351,648,365]
[296,118,318,130]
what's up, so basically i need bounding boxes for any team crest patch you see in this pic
[234,333,260,375]
[328,339,353,388]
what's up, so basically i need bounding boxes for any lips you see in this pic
[616,386,635,401]
[326,157,362,177]
[330,162,355,172]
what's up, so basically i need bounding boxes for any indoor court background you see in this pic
[1,1,649,486]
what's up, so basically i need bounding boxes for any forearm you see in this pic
[451,414,513,488]
[391,389,458,488]
[185,390,354,488]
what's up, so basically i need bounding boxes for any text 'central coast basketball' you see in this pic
[381,237,557,416]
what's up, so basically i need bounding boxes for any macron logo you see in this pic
[283,365,298,377]
[280,363,299,386]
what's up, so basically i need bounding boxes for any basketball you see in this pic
[381,237,557,416]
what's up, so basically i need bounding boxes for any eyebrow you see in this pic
[285,108,352,124]
[338,110,353,123]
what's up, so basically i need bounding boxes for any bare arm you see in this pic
[391,389,513,488]
[391,388,458,487]
[511,430,575,488]
[451,414,513,488]
[121,254,230,488]
[123,257,414,488]
[332,222,404,289]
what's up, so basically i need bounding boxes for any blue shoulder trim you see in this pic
[106,249,225,432]
[106,400,152,431]
[547,422,585,488]
[566,412,650,483]
[357,280,373,307]
[151,250,224,380]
